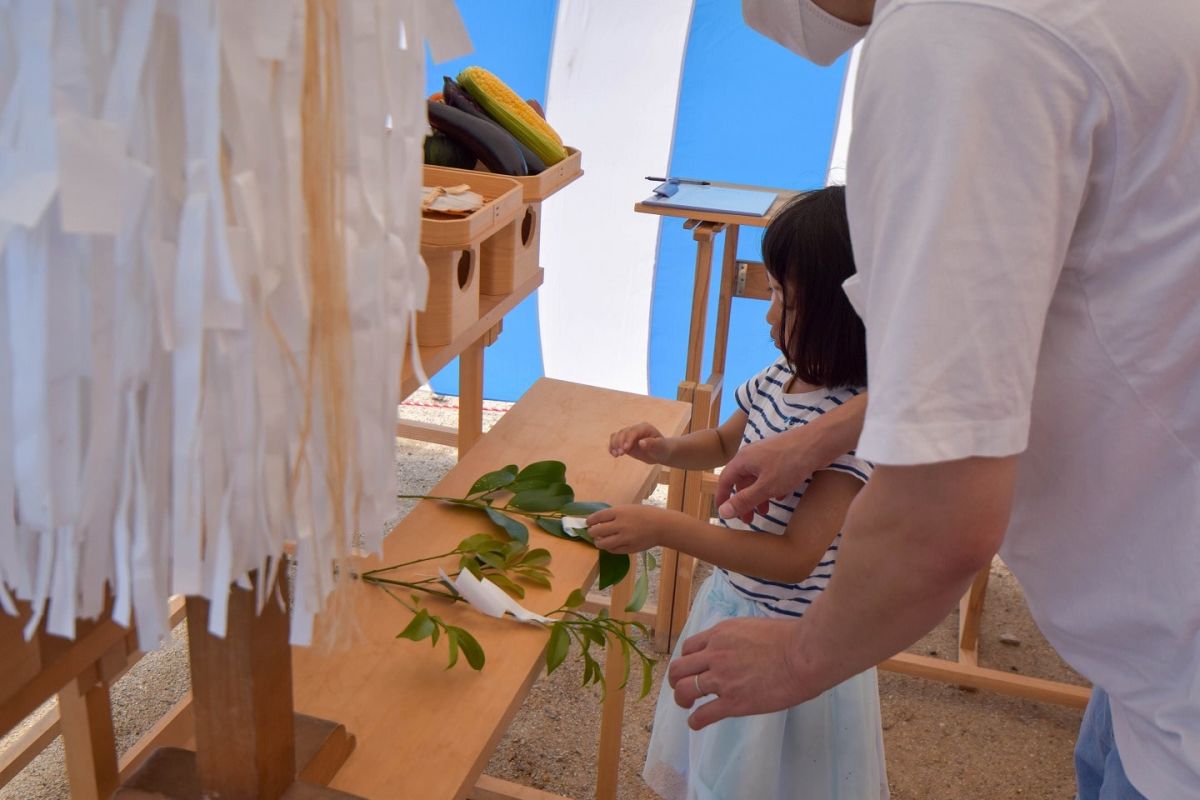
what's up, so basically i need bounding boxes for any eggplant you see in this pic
[427,101,528,177]
[442,77,547,174]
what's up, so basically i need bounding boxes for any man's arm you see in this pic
[715,393,867,522]
[668,455,1015,727]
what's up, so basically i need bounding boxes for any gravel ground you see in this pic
[0,390,1087,799]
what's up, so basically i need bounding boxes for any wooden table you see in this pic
[293,378,691,799]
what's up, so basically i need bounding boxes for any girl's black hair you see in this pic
[761,185,867,389]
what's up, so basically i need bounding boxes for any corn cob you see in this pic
[458,66,568,166]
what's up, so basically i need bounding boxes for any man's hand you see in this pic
[609,422,670,464]
[667,617,812,729]
[585,504,679,553]
[715,431,821,522]
[716,393,868,522]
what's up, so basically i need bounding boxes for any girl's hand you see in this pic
[586,505,673,554]
[609,423,670,464]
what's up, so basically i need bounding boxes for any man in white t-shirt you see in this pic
[665,1,1200,797]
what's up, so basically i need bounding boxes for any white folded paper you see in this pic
[440,569,551,625]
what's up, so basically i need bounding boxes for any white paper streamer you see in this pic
[0,0,450,649]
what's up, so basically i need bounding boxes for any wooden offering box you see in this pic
[472,147,584,296]
[418,167,522,346]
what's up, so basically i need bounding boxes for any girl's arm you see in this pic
[586,469,864,584]
[716,392,868,522]
[610,410,748,471]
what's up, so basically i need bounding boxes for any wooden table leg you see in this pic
[596,565,636,800]
[58,674,119,800]
[958,566,991,666]
[458,337,485,458]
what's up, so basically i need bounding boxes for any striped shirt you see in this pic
[720,357,871,618]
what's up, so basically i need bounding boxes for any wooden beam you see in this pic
[880,652,1091,708]
[458,338,486,458]
[595,567,634,800]
[187,585,296,798]
[470,774,572,800]
[394,419,459,448]
[581,594,656,628]
[958,568,990,667]
[117,691,195,783]
[0,707,58,785]
[58,678,119,800]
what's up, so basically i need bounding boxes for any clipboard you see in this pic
[642,180,778,218]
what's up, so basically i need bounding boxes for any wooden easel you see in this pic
[634,186,1090,709]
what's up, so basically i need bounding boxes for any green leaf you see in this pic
[476,551,506,571]
[598,551,630,590]
[446,630,460,669]
[397,610,435,642]
[484,507,529,544]
[459,558,484,580]
[537,518,566,538]
[582,624,606,647]
[626,562,650,613]
[509,484,574,512]
[640,656,655,699]
[487,572,525,599]
[582,654,596,687]
[453,626,486,670]
[517,460,567,484]
[564,588,586,608]
[519,548,552,567]
[644,551,657,571]
[559,501,610,516]
[468,465,518,497]
[619,639,633,690]
[430,624,441,647]
[516,570,552,590]
[501,540,528,559]
[457,533,505,554]
[546,625,570,674]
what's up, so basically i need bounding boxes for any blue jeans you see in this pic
[1075,688,1149,799]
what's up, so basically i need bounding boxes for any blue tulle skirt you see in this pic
[643,571,889,800]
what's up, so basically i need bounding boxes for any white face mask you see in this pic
[743,0,869,66]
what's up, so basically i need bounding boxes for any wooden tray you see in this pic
[421,167,523,249]
[511,146,583,202]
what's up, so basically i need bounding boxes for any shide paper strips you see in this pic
[0,0,472,648]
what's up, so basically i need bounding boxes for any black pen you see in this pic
[645,176,712,185]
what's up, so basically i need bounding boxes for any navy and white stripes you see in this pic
[720,357,871,618]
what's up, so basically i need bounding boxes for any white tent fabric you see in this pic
[538,0,694,394]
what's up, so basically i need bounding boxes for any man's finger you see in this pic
[688,696,733,730]
[677,627,714,658]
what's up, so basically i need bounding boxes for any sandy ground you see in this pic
[0,391,1088,799]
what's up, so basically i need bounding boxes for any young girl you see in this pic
[587,186,888,800]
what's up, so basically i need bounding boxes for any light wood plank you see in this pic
[881,652,1091,708]
[395,420,459,448]
[470,773,572,800]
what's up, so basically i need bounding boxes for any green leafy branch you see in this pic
[398,460,635,591]
[362,532,657,698]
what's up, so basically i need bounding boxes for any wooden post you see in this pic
[595,564,635,800]
[58,675,119,800]
[958,567,991,666]
[458,337,486,458]
[187,583,296,799]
